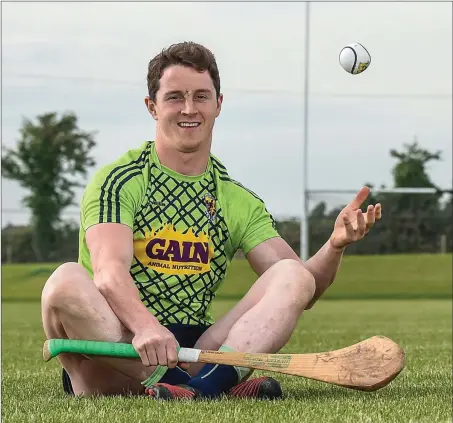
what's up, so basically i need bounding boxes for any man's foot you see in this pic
[145,383,201,400]
[145,377,283,400]
[228,377,283,399]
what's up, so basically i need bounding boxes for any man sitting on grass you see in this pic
[41,41,382,400]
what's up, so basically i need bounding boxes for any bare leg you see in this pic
[188,259,315,375]
[41,262,155,396]
[224,259,315,352]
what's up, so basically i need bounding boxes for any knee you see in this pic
[271,259,316,306]
[41,262,88,310]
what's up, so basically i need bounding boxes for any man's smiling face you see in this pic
[146,65,223,153]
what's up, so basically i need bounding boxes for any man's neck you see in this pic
[154,140,211,176]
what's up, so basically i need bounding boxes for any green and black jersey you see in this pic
[79,141,280,326]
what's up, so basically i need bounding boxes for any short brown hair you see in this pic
[147,41,221,102]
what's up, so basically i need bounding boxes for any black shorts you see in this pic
[62,323,211,395]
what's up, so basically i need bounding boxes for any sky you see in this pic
[2,1,452,227]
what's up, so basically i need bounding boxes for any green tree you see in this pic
[304,140,447,256]
[2,112,97,261]
[390,139,442,188]
[387,139,443,253]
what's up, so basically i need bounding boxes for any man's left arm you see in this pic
[245,237,343,309]
[246,186,382,309]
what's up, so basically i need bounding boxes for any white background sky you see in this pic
[2,1,452,227]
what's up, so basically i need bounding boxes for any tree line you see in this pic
[2,112,452,263]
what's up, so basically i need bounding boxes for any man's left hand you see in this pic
[329,186,382,250]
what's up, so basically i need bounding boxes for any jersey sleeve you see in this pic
[81,160,146,231]
[238,195,280,255]
[223,182,280,256]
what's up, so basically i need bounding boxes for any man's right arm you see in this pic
[86,222,179,368]
[86,222,157,334]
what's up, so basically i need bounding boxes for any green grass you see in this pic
[218,254,452,300]
[1,262,59,301]
[2,299,452,422]
[1,254,452,302]
[2,255,451,421]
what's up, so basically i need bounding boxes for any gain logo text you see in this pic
[134,224,214,275]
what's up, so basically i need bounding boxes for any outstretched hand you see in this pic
[329,186,382,250]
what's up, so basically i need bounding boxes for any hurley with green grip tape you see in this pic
[43,339,141,360]
[42,336,406,392]
[43,339,187,387]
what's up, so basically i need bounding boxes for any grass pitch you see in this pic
[2,254,451,302]
[2,299,452,423]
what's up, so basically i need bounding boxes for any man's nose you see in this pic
[181,98,198,115]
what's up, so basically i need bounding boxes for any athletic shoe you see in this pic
[145,377,283,400]
[145,383,200,400]
[228,376,283,399]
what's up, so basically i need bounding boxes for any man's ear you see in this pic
[215,93,224,118]
[144,96,158,120]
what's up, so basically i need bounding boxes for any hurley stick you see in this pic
[43,335,405,391]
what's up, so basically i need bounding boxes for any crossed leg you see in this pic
[41,259,315,396]
[187,259,315,375]
[41,263,152,396]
